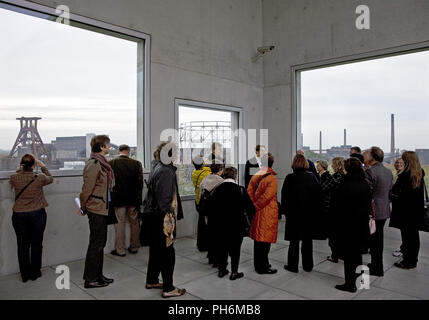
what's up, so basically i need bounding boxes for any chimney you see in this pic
[391,114,395,156]
[344,129,347,146]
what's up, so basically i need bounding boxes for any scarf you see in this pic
[90,152,115,189]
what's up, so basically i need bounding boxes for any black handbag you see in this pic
[239,186,252,236]
[420,182,429,232]
[107,204,118,225]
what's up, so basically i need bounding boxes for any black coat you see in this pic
[140,162,183,247]
[280,169,323,241]
[390,170,425,230]
[331,173,371,255]
[109,155,143,207]
[210,182,247,243]
[308,160,320,182]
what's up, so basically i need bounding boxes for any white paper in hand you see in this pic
[74,197,81,209]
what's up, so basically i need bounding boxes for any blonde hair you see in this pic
[331,157,346,174]
[402,151,423,189]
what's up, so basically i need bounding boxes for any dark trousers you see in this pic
[218,238,243,273]
[196,210,209,252]
[401,227,420,266]
[288,239,313,271]
[146,244,176,292]
[253,241,271,272]
[328,237,340,260]
[83,212,108,281]
[400,229,406,253]
[344,250,363,288]
[369,219,386,273]
[12,209,47,279]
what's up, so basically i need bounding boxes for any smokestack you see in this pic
[344,129,347,146]
[391,114,395,156]
[319,131,322,154]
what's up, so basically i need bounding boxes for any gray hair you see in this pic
[317,160,329,171]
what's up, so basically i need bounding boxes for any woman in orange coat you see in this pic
[247,153,279,274]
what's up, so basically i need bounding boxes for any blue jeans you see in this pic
[12,209,47,280]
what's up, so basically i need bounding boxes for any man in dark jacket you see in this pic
[364,147,393,277]
[144,141,186,298]
[244,145,266,188]
[109,145,143,256]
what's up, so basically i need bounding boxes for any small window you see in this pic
[175,100,241,197]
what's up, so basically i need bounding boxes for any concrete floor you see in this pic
[1,222,429,300]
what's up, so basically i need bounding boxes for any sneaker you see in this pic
[392,249,403,257]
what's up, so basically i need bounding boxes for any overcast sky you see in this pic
[0,7,137,150]
[301,50,429,153]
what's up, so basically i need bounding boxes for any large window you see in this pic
[175,100,241,197]
[297,49,429,186]
[0,3,147,175]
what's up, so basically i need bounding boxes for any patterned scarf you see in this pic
[90,152,115,189]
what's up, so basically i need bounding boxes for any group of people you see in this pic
[192,143,427,293]
[8,135,427,298]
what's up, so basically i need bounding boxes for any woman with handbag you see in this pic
[331,158,371,293]
[210,167,246,280]
[390,151,425,269]
[10,154,53,282]
[144,141,186,298]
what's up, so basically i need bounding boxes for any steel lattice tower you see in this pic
[9,117,50,161]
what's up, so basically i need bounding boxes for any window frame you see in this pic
[292,42,429,162]
[0,0,151,179]
[174,98,244,201]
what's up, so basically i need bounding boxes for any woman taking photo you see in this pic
[10,154,53,282]
[390,151,425,269]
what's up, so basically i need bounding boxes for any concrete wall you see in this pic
[0,0,264,275]
[262,0,429,185]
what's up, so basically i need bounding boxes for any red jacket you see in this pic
[247,168,279,243]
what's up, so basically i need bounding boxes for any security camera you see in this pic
[252,46,275,63]
[257,46,275,54]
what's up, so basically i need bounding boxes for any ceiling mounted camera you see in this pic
[252,46,275,63]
